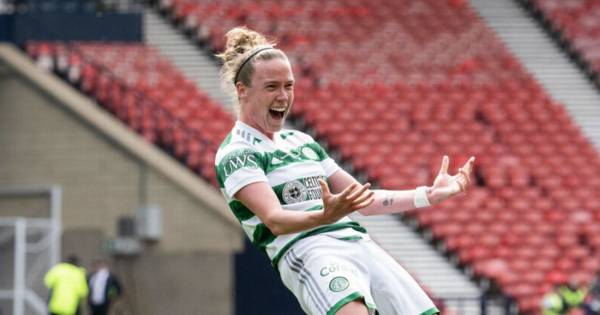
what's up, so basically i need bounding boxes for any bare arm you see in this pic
[234,179,374,235]
[327,170,417,215]
[328,156,476,216]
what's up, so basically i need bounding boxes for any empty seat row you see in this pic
[26,41,233,187]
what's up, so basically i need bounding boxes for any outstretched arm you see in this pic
[327,156,475,216]
[235,179,374,235]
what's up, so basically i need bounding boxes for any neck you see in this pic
[239,119,275,140]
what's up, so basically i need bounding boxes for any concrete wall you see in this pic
[115,252,233,315]
[0,56,241,314]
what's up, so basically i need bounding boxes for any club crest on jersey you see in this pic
[329,277,349,293]
[301,146,319,161]
[282,180,307,204]
[280,176,324,204]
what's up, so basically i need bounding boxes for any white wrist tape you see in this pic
[414,186,431,208]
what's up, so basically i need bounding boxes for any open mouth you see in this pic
[269,108,286,119]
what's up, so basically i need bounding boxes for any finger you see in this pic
[350,195,375,211]
[319,179,331,198]
[457,168,471,184]
[462,156,476,174]
[339,183,359,199]
[439,155,449,175]
[457,179,466,192]
[350,190,375,206]
[346,183,371,200]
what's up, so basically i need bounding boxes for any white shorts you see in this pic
[278,233,439,315]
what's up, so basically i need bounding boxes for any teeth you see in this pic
[271,108,286,112]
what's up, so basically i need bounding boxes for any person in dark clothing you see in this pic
[87,258,122,315]
[586,271,600,315]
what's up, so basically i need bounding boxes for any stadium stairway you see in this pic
[351,213,484,315]
[143,9,234,112]
[469,0,600,150]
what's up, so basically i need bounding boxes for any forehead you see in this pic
[252,58,294,82]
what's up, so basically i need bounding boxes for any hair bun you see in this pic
[218,27,271,65]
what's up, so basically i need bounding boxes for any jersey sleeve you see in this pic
[216,147,268,198]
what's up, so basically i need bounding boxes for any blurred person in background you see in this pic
[584,270,600,314]
[560,276,588,314]
[215,26,475,315]
[542,284,565,315]
[44,255,88,315]
[87,258,122,315]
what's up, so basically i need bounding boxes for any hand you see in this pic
[430,155,475,204]
[318,179,374,224]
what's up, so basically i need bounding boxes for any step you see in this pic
[144,9,234,112]
[470,0,600,153]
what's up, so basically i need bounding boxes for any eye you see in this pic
[285,83,294,90]
[266,85,276,91]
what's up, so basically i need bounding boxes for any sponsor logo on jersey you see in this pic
[271,148,302,165]
[320,262,359,277]
[329,277,349,293]
[219,149,259,178]
[281,176,324,204]
[269,144,322,167]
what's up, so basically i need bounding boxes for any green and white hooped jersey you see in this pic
[215,121,367,269]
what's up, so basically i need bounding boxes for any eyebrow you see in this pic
[263,80,295,86]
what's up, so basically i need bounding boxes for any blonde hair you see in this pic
[216,27,288,115]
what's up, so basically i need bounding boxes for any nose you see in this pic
[276,88,289,101]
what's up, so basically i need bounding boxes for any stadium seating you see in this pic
[25,0,600,313]
[154,0,600,313]
[530,0,600,77]
[25,41,233,188]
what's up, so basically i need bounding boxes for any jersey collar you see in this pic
[235,120,274,145]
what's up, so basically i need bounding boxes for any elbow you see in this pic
[270,226,285,236]
[268,224,288,236]
[262,216,286,236]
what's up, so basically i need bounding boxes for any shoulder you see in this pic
[215,137,268,184]
[216,124,266,160]
[216,137,264,164]
[278,128,314,143]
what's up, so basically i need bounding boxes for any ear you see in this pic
[236,82,247,101]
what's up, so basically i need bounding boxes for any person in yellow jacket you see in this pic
[559,276,588,312]
[44,255,88,315]
[542,285,565,315]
